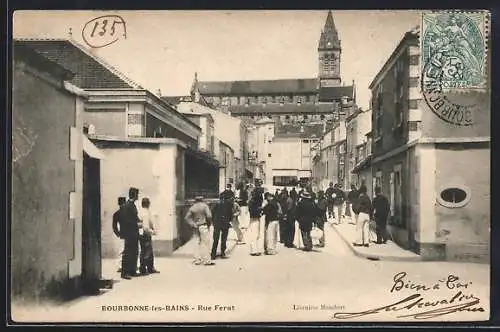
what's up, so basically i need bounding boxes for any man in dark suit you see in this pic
[120,187,141,279]
[295,191,317,251]
[211,192,234,260]
[112,196,127,273]
[372,186,390,244]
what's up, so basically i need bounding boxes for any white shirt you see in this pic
[138,207,155,236]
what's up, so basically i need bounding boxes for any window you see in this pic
[437,185,471,208]
[409,121,420,131]
[268,153,272,157]
[409,77,419,87]
[394,102,403,128]
[409,99,419,109]
[409,54,419,66]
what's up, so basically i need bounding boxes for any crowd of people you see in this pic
[184,180,392,266]
[112,187,160,280]
[111,181,391,273]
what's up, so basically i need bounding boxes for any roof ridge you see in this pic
[68,39,144,89]
[198,78,318,83]
[15,37,68,42]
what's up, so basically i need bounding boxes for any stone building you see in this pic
[12,42,104,302]
[16,38,219,257]
[345,107,372,188]
[368,28,490,262]
[189,10,356,132]
[174,99,249,187]
[312,121,346,190]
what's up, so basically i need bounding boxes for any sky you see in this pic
[13,10,420,110]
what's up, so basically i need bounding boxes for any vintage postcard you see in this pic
[10,9,490,324]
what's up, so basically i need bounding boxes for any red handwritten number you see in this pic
[90,21,99,37]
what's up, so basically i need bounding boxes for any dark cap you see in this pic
[129,187,139,199]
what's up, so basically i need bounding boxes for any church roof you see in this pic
[228,102,338,115]
[14,39,142,89]
[196,78,318,95]
[319,86,354,102]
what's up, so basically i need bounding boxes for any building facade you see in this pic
[12,43,104,302]
[269,133,316,191]
[368,28,490,263]
[188,10,356,149]
[345,108,372,188]
[16,39,222,258]
[175,100,249,187]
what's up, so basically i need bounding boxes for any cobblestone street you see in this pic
[12,223,489,323]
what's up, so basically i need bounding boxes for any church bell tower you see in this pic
[318,10,341,87]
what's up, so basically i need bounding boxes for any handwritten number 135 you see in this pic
[90,19,120,37]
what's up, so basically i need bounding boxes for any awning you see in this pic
[83,134,105,160]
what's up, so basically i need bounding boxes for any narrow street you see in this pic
[12,223,490,323]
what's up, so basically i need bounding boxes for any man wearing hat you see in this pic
[353,185,373,247]
[211,191,234,260]
[248,181,265,255]
[220,183,235,201]
[295,190,317,251]
[120,187,141,279]
[185,195,215,266]
[332,183,346,224]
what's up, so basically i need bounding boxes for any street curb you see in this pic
[330,223,422,262]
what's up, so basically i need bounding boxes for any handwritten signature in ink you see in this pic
[82,15,127,48]
[332,272,484,320]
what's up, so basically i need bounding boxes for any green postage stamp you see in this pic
[421,11,489,90]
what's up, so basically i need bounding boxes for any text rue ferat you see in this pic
[101,304,236,312]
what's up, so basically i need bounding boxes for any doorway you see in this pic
[81,152,101,294]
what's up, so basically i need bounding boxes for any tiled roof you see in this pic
[14,39,142,89]
[319,86,354,102]
[196,78,318,95]
[13,42,74,81]
[229,102,337,115]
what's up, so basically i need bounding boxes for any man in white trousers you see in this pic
[248,181,265,255]
[352,185,373,247]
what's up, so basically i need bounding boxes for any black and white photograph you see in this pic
[10,9,491,323]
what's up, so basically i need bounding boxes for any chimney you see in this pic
[157,89,162,96]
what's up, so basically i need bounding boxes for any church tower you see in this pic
[318,10,341,87]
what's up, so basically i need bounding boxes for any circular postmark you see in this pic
[421,52,478,126]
